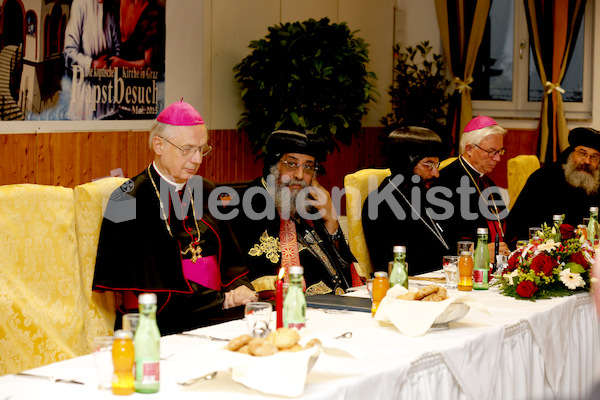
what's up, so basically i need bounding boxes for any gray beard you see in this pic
[563,153,600,195]
[269,165,310,216]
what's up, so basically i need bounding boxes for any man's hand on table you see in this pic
[223,285,259,309]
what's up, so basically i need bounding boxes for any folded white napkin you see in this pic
[374,285,489,336]
[230,345,320,397]
[175,331,359,397]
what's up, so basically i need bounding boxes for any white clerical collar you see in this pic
[460,156,485,177]
[152,161,187,191]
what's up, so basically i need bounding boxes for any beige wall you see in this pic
[203,0,395,129]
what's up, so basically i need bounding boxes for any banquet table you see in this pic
[1,285,599,400]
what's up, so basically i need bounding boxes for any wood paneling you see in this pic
[0,128,537,196]
[0,134,37,184]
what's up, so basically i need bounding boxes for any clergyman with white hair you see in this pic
[433,115,510,257]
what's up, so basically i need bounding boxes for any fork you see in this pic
[177,332,229,341]
[16,372,84,385]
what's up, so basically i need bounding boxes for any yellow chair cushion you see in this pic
[439,156,457,170]
[344,168,391,278]
[0,184,85,376]
[507,155,540,209]
[74,177,127,350]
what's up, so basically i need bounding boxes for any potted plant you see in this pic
[234,17,378,156]
[381,41,450,141]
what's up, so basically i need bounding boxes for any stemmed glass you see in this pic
[244,302,272,337]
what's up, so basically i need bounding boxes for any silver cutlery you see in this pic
[335,331,353,339]
[15,372,84,385]
[177,333,229,341]
[178,371,218,386]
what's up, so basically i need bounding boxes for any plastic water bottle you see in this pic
[134,293,160,393]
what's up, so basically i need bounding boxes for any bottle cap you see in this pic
[114,329,133,339]
[591,206,599,213]
[578,224,587,228]
[460,250,472,256]
[393,245,406,253]
[289,266,304,275]
[476,227,488,235]
[374,271,388,278]
[552,215,562,221]
[138,293,157,305]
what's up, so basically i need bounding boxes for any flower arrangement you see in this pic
[497,220,595,300]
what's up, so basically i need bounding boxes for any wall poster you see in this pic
[0,0,166,121]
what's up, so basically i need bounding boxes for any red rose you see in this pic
[570,252,589,269]
[506,252,521,272]
[516,280,538,298]
[560,224,576,240]
[530,253,558,276]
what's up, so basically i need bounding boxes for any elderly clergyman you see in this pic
[434,115,510,256]
[233,129,359,297]
[506,127,600,244]
[93,100,257,335]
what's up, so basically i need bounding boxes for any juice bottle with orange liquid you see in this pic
[371,271,390,316]
[458,250,474,291]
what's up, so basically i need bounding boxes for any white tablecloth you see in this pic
[1,288,598,400]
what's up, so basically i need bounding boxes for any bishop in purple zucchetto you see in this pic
[463,115,498,133]
[156,99,204,126]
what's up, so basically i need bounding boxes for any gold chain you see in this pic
[458,157,505,237]
[147,165,203,261]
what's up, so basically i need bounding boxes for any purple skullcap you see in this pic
[156,99,204,126]
[463,115,498,133]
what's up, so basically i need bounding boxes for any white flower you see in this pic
[538,239,561,253]
[504,269,520,286]
[559,269,586,290]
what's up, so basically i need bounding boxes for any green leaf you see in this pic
[567,262,586,274]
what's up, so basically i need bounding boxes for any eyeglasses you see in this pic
[474,144,506,158]
[575,149,600,163]
[161,137,212,158]
[420,161,441,171]
[279,160,318,175]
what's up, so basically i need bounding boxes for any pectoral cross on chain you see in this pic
[182,243,203,263]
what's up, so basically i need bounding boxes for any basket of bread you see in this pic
[223,327,322,397]
[374,284,487,336]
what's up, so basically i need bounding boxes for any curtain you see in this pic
[524,0,586,164]
[434,0,491,153]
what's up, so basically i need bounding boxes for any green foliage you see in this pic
[381,41,450,138]
[234,18,377,156]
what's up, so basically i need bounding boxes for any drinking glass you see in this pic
[529,227,542,240]
[584,217,590,226]
[365,278,374,300]
[457,241,474,256]
[516,239,529,249]
[244,302,272,337]
[122,313,140,335]
[93,336,114,390]
[442,255,459,289]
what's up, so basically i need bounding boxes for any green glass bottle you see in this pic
[283,266,306,330]
[134,293,160,393]
[552,214,563,242]
[389,246,408,289]
[587,207,599,246]
[473,228,490,290]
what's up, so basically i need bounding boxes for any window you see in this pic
[471,0,592,120]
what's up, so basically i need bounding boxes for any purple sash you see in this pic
[182,255,221,291]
